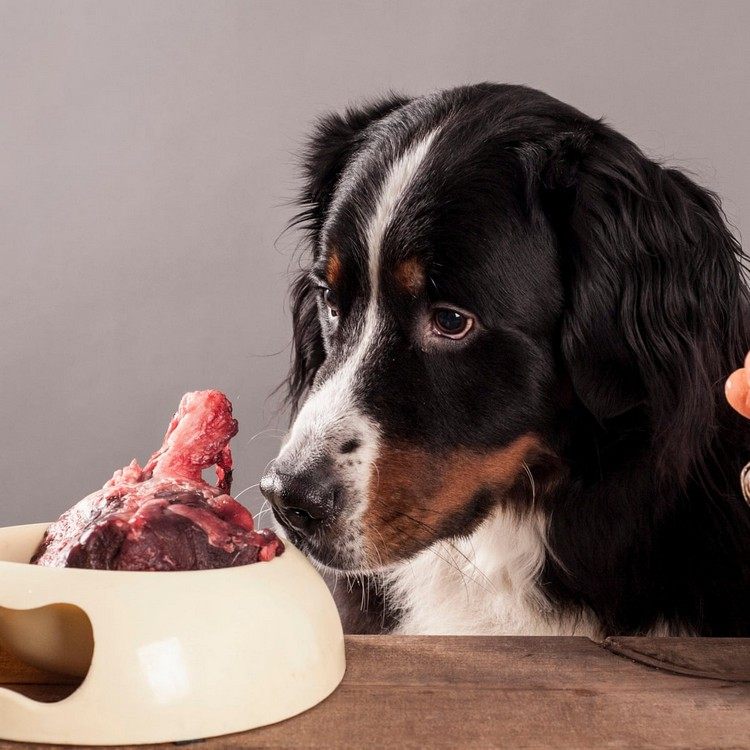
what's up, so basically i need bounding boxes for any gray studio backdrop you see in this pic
[2,0,748,525]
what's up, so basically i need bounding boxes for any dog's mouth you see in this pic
[272,496,483,575]
[271,507,374,572]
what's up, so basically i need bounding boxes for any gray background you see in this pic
[1,0,748,525]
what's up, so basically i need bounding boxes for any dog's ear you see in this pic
[296,94,411,247]
[536,124,748,475]
[285,95,410,416]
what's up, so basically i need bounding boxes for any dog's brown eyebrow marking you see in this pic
[394,256,425,296]
[325,247,342,287]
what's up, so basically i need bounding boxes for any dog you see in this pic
[260,83,750,637]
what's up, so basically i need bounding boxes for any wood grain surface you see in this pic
[604,636,750,682]
[1,636,748,749]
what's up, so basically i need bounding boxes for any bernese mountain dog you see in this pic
[260,83,750,637]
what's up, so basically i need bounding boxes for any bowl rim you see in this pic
[0,521,291,578]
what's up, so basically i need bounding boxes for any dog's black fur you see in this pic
[282,84,750,636]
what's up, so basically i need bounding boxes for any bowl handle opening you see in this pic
[0,603,94,679]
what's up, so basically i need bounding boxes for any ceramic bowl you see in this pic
[0,522,345,745]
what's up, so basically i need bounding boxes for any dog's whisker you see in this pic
[522,461,537,506]
[234,483,260,501]
[244,428,286,446]
[368,460,381,492]
[252,499,271,524]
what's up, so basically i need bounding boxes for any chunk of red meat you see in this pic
[31,390,283,570]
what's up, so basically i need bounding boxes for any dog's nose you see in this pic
[260,462,340,535]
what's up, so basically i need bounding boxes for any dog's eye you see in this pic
[432,307,474,339]
[322,288,339,318]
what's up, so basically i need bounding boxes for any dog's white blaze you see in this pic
[363,129,438,294]
[386,508,601,636]
[279,131,439,531]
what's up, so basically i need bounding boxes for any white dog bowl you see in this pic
[0,523,345,745]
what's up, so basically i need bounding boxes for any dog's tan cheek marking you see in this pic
[362,434,542,565]
[393,257,426,296]
[325,247,342,288]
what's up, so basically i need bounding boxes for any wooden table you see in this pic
[1,636,748,748]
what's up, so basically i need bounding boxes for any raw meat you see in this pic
[31,390,284,570]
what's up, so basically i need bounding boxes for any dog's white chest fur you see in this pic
[385,507,599,637]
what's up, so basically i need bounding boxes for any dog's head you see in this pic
[260,84,746,572]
